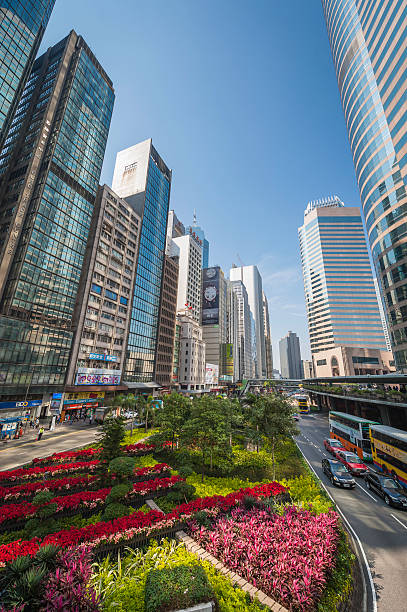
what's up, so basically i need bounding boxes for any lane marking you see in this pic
[296,441,377,612]
[0,428,98,454]
[390,514,407,531]
[355,482,378,503]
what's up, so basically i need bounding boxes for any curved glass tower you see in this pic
[322,0,407,369]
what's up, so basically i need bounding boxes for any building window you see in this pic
[91,283,102,295]
[120,296,128,305]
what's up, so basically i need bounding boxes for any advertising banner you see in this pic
[202,267,219,325]
[224,343,234,376]
[75,368,121,386]
[88,353,118,362]
[205,363,219,385]
[65,392,105,400]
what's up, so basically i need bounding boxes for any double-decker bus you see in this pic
[297,396,309,414]
[369,425,407,489]
[329,411,379,462]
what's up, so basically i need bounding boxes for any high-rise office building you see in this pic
[230,265,266,378]
[262,291,273,378]
[0,1,56,150]
[226,280,239,382]
[279,331,302,379]
[177,309,205,391]
[298,197,388,354]
[230,279,252,380]
[302,359,314,379]
[171,231,202,323]
[112,139,171,385]
[154,253,179,387]
[0,31,114,404]
[186,210,209,269]
[322,1,407,369]
[64,185,140,417]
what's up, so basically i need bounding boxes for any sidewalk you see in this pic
[0,421,99,472]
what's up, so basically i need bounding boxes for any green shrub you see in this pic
[109,456,137,480]
[186,473,266,498]
[103,502,131,521]
[177,464,194,478]
[193,510,212,528]
[145,564,217,612]
[106,483,132,505]
[25,490,58,538]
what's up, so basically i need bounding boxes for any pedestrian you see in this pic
[89,414,93,426]
[35,417,39,429]
[37,426,44,441]
[19,425,23,438]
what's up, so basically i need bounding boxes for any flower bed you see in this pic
[0,463,172,503]
[0,475,184,530]
[0,460,101,485]
[0,481,287,565]
[30,441,159,467]
[189,505,340,612]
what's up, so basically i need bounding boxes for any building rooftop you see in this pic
[304,195,344,217]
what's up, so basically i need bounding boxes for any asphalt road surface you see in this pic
[296,413,407,612]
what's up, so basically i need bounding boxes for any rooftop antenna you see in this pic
[193,208,197,225]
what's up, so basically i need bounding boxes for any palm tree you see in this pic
[122,393,136,434]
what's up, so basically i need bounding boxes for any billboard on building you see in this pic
[205,363,219,385]
[222,343,234,377]
[202,267,219,325]
[75,368,121,386]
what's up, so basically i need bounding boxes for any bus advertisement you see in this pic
[369,425,407,489]
[329,411,379,462]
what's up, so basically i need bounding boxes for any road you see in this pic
[296,413,407,612]
[0,422,99,471]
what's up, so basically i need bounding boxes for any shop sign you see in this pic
[52,393,62,400]
[75,368,121,386]
[0,400,42,411]
[65,392,105,400]
[89,353,118,363]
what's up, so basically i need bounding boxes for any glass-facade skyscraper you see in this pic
[299,196,387,354]
[322,1,407,369]
[112,139,171,384]
[0,0,56,150]
[0,31,115,399]
[279,331,302,379]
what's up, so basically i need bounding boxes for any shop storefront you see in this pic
[60,392,105,423]
[0,400,41,439]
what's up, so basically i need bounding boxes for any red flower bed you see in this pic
[31,448,99,465]
[0,460,100,484]
[0,475,184,526]
[30,442,161,466]
[0,481,287,564]
[189,505,340,612]
[0,463,172,503]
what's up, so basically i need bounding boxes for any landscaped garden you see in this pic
[0,392,355,611]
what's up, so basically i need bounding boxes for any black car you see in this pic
[322,459,356,488]
[365,473,407,509]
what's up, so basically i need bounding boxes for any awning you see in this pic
[126,382,161,389]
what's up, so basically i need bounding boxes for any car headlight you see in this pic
[333,476,339,481]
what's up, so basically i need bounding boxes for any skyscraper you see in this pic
[186,210,209,269]
[230,279,253,380]
[279,331,302,379]
[171,231,202,323]
[322,1,407,369]
[262,291,273,377]
[112,139,171,385]
[0,31,114,402]
[298,197,388,354]
[65,185,140,416]
[230,265,266,378]
[0,1,56,150]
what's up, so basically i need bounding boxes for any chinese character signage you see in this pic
[202,267,219,325]
[89,353,118,362]
[75,368,121,386]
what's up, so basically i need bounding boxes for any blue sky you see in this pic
[40,0,361,368]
